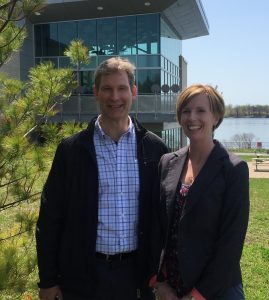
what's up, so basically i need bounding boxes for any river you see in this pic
[215,118,269,148]
[165,118,269,149]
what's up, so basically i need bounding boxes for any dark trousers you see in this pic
[62,257,154,300]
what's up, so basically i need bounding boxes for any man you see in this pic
[36,57,168,300]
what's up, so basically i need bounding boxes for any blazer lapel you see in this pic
[164,148,188,220]
[183,142,228,215]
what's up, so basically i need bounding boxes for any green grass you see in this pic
[231,148,269,154]
[242,179,269,299]
[230,150,269,162]
[237,155,254,162]
[0,179,268,299]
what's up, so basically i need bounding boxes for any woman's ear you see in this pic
[214,116,220,128]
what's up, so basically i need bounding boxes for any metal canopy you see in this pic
[30,0,209,40]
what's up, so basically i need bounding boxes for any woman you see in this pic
[153,84,249,300]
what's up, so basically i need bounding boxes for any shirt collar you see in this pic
[94,115,134,139]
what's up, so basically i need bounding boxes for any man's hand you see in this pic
[39,285,63,300]
[154,281,180,300]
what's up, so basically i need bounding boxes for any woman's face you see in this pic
[180,93,218,142]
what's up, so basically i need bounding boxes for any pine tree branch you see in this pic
[0,22,25,50]
[0,228,29,242]
[0,191,40,211]
[0,0,18,32]
[0,176,24,188]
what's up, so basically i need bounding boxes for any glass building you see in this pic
[35,14,171,94]
[3,0,209,149]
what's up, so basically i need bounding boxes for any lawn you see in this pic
[230,148,269,163]
[237,155,254,162]
[0,179,268,299]
[242,178,269,299]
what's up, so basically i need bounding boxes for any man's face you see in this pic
[94,70,137,123]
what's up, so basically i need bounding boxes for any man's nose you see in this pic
[111,89,120,100]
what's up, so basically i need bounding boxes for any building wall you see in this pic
[179,55,188,91]
[0,21,34,81]
[0,52,21,79]
[179,54,188,146]
[20,21,35,81]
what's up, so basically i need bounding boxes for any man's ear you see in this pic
[132,85,137,98]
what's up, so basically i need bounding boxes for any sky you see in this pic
[182,0,269,106]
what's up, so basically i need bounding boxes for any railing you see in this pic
[53,93,178,122]
[35,54,180,74]
[37,53,181,123]
[162,127,185,152]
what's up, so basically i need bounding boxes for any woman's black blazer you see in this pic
[156,141,249,300]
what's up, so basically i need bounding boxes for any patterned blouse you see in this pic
[165,182,191,297]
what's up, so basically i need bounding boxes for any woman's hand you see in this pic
[154,282,180,300]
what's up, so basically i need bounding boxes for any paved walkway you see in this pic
[247,162,269,178]
[232,152,269,178]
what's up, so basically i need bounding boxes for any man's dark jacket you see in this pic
[36,117,168,296]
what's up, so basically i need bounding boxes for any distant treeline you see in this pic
[225,105,269,117]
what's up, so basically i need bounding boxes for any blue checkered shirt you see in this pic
[94,116,140,254]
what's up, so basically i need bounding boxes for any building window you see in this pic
[58,21,77,55]
[42,23,59,56]
[117,16,137,55]
[35,25,42,56]
[97,18,116,55]
[80,71,95,94]
[137,69,161,94]
[34,13,161,58]
[137,14,160,54]
[78,19,97,56]
[137,54,160,67]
